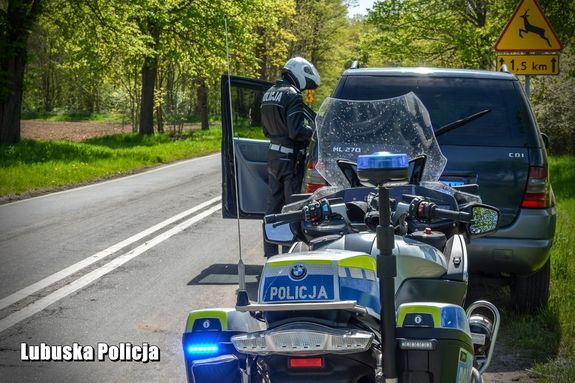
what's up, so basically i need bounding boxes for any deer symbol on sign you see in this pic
[519,9,551,47]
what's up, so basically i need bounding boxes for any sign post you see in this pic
[495,0,562,96]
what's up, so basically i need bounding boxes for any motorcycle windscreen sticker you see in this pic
[262,275,335,302]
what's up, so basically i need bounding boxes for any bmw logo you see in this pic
[290,264,307,280]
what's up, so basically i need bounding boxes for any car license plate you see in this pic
[441,180,465,187]
[262,275,335,303]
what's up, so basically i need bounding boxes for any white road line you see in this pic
[0,203,221,334]
[0,196,221,311]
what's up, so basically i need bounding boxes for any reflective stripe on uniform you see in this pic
[269,144,294,154]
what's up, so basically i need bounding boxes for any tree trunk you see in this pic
[0,0,43,145]
[156,103,164,133]
[138,20,160,135]
[42,63,53,112]
[197,78,209,130]
[0,52,26,144]
[139,54,158,135]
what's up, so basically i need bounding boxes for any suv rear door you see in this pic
[334,74,537,227]
[221,75,272,219]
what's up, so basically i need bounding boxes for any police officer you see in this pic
[261,57,320,257]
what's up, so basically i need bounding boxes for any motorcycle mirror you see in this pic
[467,204,500,238]
[263,222,295,246]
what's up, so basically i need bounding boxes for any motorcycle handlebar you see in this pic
[410,198,472,223]
[432,207,471,223]
[264,210,303,225]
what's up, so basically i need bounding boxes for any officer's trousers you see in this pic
[263,152,304,257]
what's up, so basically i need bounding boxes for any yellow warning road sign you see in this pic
[497,54,559,75]
[495,0,562,52]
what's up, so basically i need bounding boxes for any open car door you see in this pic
[221,75,272,219]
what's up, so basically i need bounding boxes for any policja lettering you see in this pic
[262,91,283,103]
[97,342,160,363]
[269,285,328,300]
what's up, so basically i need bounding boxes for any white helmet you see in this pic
[282,57,320,91]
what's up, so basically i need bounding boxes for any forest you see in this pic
[1,0,574,153]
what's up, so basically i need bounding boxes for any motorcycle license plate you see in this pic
[261,275,335,303]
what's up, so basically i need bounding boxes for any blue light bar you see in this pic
[186,343,219,355]
[357,152,408,171]
[440,306,467,331]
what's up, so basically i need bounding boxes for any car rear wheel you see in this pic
[510,259,550,312]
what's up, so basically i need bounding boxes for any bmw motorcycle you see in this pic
[182,93,501,383]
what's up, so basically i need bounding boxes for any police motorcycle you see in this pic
[183,93,501,383]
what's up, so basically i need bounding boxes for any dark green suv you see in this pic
[220,68,556,311]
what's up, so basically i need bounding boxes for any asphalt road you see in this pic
[0,154,264,382]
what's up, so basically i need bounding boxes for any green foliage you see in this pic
[364,0,516,69]
[536,0,575,47]
[0,130,222,196]
[531,47,575,155]
[534,157,575,381]
[548,156,575,200]
[505,306,561,360]
[17,0,575,148]
[23,0,293,131]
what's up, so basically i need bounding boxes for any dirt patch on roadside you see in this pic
[21,120,133,142]
[21,120,204,142]
[484,343,540,382]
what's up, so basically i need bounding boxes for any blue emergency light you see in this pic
[440,306,468,331]
[186,343,220,355]
[357,152,409,185]
[357,152,409,170]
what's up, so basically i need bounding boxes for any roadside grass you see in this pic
[21,112,125,123]
[0,128,228,198]
[503,155,575,382]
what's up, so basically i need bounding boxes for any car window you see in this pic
[230,86,267,139]
[338,76,532,147]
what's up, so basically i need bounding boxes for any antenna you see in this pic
[224,16,249,307]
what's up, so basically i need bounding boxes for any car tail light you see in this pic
[522,166,550,208]
[289,357,324,368]
[303,161,327,193]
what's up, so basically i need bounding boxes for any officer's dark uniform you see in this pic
[261,78,314,257]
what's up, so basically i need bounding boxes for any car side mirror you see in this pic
[263,223,295,246]
[467,204,500,238]
[541,133,550,150]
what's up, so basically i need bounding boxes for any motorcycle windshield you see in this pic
[315,92,447,188]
